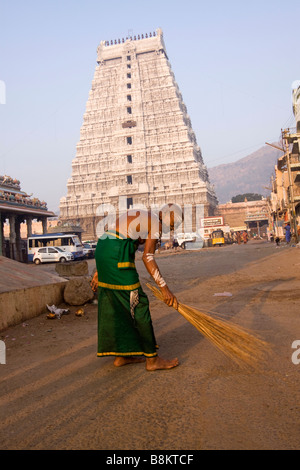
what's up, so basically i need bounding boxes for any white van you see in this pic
[174,232,203,249]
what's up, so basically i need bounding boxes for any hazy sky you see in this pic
[0,0,299,212]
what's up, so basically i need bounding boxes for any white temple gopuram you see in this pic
[60,29,218,238]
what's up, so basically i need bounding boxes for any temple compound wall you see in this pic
[60,29,218,238]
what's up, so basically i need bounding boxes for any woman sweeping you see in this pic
[91,204,182,371]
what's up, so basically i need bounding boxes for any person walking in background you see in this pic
[242,231,248,244]
[285,223,291,244]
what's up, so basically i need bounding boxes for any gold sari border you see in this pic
[97,351,158,358]
[98,281,140,290]
[117,262,136,268]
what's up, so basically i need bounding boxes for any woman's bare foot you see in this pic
[113,356,145,367]
[146,355,179,371]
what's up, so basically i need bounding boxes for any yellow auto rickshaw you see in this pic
[211,229,225,246]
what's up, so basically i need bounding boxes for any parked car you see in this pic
[82,240,97,250]
[33,247,74,264]
[82,243,95,259]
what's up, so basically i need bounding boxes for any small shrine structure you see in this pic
[0,175,55,261]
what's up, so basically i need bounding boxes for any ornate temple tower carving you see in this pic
[60,29,218,238]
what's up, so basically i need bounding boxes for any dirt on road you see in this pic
[0,240,300,450]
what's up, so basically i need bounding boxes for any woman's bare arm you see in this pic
[142,236,178,309]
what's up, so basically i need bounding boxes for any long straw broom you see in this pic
[146,283,271,369]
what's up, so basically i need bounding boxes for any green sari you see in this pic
[95,230,158,358]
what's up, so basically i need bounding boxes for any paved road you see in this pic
[1,240,300,450]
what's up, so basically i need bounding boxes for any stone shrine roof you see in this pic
[0,174,55,218]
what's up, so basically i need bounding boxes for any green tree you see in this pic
[231,193,263,203]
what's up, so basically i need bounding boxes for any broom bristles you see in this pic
[146,283,271,369]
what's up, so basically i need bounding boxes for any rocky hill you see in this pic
[207,143,283,203]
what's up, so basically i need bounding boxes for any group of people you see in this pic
[270,222,299,246]
[270,223,299,246]
[234,230,248,245]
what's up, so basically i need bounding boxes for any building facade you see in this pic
[269,82,300,241]
[60,29,217,238]
[216,199,271,238]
